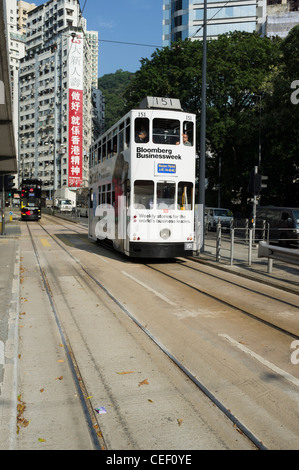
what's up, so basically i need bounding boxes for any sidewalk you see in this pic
[0,209,21,449]
[193,235,299,295]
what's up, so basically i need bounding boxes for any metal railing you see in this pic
[203,218,299,269]
[258,241,299,272]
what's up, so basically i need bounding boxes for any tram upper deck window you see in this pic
[183,121,194,146]
[119,122,124,152]
[134,180,154,209]
[97,144,101,164]
[125,118,130,148]
[102,138,107,160]
[153,118,180,145]
[135,118,149,143]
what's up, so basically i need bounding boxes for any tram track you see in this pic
[25,221,107,450]
[27,214,299,449]
[144,262,299,341]
[27,216,268,450]
[42,213,299,341]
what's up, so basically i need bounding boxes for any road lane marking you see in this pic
[121,271,177,306]
[219,333,299,388]
[40,238,51,247]
[0,341,4,365]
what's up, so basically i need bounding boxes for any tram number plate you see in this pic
[184,242,193,250]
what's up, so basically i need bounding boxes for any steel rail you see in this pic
[25,222,106,451]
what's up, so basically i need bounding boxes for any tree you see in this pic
[124,40,202,114]
[124,33,281,210]
[262,25,299,206]
[98,69,135,130]
[205,31,281,209]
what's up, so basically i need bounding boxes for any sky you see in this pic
[32,0,164,77]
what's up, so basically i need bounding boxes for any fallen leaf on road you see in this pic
[55,376,63,380]
[138,379,149,387]
[177,419,183,426]
[17,403,26,414]
[116,371,134,375]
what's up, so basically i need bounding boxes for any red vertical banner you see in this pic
[68,33,83,187]
[68,89,83,186]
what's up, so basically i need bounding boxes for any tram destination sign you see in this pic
[139,96,182,111]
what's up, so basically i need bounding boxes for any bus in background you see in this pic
[20,178,42,221]
[88,96,196,258]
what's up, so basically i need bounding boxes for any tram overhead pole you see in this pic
[199,0,207,252]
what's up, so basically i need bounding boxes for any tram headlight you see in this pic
[160,228,171,240]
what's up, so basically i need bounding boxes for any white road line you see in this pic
[121,271,177,306]
[219,333,299,388]
[0,341,4,365]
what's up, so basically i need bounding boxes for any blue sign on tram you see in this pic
[157,163,176,174]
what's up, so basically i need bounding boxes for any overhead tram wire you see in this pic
[98,38,162,49]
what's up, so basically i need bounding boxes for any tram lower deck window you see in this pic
[177,182,193,210]
[157,182,175,209]
[134,180,154,209]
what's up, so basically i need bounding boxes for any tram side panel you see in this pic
[88,150,131,250]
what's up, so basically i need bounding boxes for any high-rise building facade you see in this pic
[18,0,98,197]
[162,0,299,45]
[266,0,299,38]
[86,30,99,89]
[162,0,261,46]
[4,0,35,163]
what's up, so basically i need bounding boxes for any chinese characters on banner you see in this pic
[68,33,83,187]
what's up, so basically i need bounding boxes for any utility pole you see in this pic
[252,165,258,243]
[199,0,207,252]
[1,175,5,235]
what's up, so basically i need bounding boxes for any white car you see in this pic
[205,207,233,231]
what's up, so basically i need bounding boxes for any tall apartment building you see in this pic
[86,30,98,89]
[162,0,299,45]
[4,0,35,159]
[17,0,102,198]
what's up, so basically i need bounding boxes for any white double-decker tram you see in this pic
[88,96,196,258]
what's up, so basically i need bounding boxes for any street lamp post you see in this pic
[199,0,207,252]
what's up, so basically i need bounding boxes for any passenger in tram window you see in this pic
[182,133,191,146]
[135,128,148,143]
[176,133,191,146]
